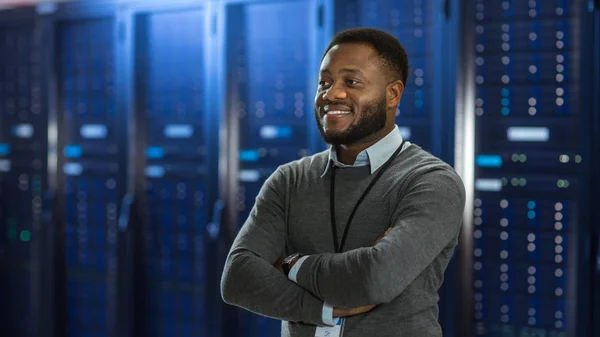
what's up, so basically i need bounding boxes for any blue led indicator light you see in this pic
[277,126,292,138]
[501,88,510,96]
[63,145,82,158]
[239,150,260,162]
[501,98,510,106]
[146,147,165,159]
[260,126,293,139]
[528,201,536,209]
[0,143,10,156]
[475,155,503,168]
[528,210,536,219]
[501,107,510,116]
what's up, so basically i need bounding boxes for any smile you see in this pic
[326,110,352,115]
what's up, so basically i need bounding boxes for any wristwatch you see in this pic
[282,252,303,277]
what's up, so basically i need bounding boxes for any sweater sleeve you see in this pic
[294,168,466,308]
[220,166,324,325]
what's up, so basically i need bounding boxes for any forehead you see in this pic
[320,43,381,75]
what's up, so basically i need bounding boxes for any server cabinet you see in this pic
[222,0,331,336]
[52,3,128,337]
[0,8,46,337]
[131,1,222,336]
[458,0,598,336]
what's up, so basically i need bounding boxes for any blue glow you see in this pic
[415,99,424,108]
[528,201,536,209]
[0,159,11,172]
[64,145,82,158]
[501,107,510,116]
[146,147,165,159]
[80,124,107,139]
[475,178,503,192]
[145,165,166,178]
[239,150,260,162]
[164,124,194,139]
[528,210,536,219]
[11,124,34,138]
[501,98,510,106]
[507,127,550,142]
[415,89,424,98]
[0,143,10,156]
[399,126,411,140]
[239,169,260,183]
[63,163,83,176]
[260,126,292,139]
[501,88,509,96]
[475,155,503,167]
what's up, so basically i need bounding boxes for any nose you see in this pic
[322,83,347,101]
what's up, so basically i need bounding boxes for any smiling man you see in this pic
[221,28,466,337]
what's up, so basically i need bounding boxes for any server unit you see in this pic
[457,0,600,336]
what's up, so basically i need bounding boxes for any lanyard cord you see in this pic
[329,140,405,253]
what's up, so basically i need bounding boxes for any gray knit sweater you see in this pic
[221,144,466,337]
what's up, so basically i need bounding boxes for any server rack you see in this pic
[129,1,223,336]
[51,2,128,337]
[221,0,332,336]
[457,0,600,336]
[0,7,47,337]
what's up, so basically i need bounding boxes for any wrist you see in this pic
[282,252,303,277]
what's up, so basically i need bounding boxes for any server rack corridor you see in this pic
[0,1,598,337]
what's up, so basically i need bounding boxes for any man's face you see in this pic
[314,43,389,146]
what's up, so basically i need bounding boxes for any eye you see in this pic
[318,80,330,87]
[346,79,360,86]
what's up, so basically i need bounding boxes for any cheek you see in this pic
[314,91,324,105]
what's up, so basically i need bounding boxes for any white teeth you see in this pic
[328,110,351,115]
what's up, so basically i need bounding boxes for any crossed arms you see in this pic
[220,167,465,325]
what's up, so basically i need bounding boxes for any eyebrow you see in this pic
[320,68,366,77]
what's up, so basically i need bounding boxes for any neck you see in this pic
[336,124,395,165]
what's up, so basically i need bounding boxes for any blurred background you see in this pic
[0,0,599,337]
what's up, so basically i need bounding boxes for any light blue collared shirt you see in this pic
[320,124,407,176]
[289,124,409,326]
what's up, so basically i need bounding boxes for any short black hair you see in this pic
[322,27,409,85]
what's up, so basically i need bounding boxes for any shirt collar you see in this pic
[321,125,404,177]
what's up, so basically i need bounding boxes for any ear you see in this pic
[386,80,405,110]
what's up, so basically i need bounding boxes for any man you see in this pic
[221,27,466,337]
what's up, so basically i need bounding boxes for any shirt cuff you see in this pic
[322,302,340,326]
[287,255,309,283]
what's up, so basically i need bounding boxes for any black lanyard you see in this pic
[329,140,406,253]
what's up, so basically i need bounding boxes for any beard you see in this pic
[315,94,387,146]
